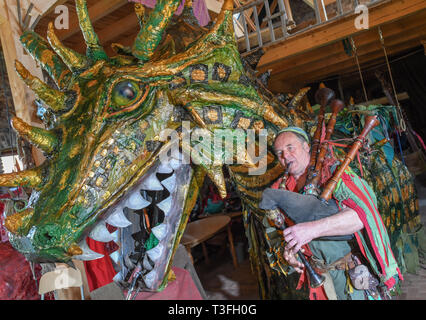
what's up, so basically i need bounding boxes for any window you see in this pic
[0,155,23,173]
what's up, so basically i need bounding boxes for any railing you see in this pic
[233,0,386,54]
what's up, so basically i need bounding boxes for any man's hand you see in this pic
[283,248,304,273]
[283,222,317,253]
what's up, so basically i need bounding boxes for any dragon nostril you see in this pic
[42,231,53,241]
[34,224,61,246]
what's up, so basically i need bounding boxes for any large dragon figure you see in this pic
[0,0,422,298]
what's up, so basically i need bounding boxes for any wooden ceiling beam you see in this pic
[271,23,426,83]
[281,38,424,86]
[73,11,139,54]
[262,9,426,76]
[258,0,426,69]
[53,0,128,41]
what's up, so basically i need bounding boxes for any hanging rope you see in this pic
[350,37,369,103]
[378,26,406,132]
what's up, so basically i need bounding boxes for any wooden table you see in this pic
[181,215,238,269]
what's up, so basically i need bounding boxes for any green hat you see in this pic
[275,126,310,144]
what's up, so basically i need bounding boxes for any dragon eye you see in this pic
[112,80,140,107]
[106,79,150,118]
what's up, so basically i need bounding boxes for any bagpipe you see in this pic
[260,88,380,288]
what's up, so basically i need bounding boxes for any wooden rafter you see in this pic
[258,0,426,69]
[234,0,256,33]
[267,9,426,80]
[37,0,128,41]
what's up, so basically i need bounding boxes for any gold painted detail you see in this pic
[4,209,34,235]
[191,69,206,81]
[67,243,83,256]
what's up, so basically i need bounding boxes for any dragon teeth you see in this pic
[151,223,168,241]
[143,269,157,289]
[140,172,163,191]
[161,174,176,193]
[126,192,150,210]
[112,271,123,282]
[156,196,172,216]
[156,161,173,174]
[143,255,153,271]
[110,250,120,264]
[73,240,104,261]
[146,243,164,262]
[170,148,182,160]
[89,222,114,242]
[106,208,132,228]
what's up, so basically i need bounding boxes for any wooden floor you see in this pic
[194,244,260,300]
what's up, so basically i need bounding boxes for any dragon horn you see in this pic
[15,60,68,112]
[288,87,310,109]
[206,0,234,37]
[75,0,108,61]
[4,208,34,235]
[47,22,89,72]
[0,168,44,189]
[134,2,146,27]
[11,117,59,154]
[19,31,72,90]
[206,165,227,199]
[132,0,182,62]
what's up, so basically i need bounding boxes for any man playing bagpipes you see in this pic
[260,93,403,300]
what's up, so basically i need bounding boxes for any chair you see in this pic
[38,264,85,300]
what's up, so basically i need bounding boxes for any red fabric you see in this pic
[126,267,203,300]
[342,197,387,278]
[83,225,118,292]
[340,172,388,276]
[358,177,389,266]
[347,175,404,286]
[0,242,40,300]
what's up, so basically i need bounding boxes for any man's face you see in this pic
[274,132,310,179]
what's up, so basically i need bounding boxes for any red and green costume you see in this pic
[271,167,403,299]
[333,168,403,289]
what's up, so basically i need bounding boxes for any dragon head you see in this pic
[0,0,295,291]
